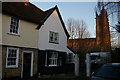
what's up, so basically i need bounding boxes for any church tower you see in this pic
[96,7,111,52]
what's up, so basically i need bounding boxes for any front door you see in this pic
[23,52,33,78]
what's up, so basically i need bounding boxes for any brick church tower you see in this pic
[96,7,111,52]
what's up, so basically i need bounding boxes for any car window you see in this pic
[90,55,100,60]
[94,65,120,79]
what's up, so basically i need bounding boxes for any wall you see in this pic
[0,3,2,79]
[38,10,68,52]
[2,14,38,48]
[0,45,2,80]
[0,13,2,45]
[2,46,22,78]
[2,46,38,78]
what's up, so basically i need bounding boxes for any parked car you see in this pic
[90,52,101,64]
[85,52,111,65]
[90,52,111,64]
[90,63,120,80]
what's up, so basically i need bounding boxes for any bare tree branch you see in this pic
[67,18,91,39]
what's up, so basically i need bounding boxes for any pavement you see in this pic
[2,74,83,80]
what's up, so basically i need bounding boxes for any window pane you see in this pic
[7,62,11,65]
[50,31,54,42]
[54,33,58,42]
[6,48,18,67]
[10,17,19,34]
[49,31,59,43]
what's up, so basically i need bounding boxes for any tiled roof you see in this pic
[2,2,53,24]
[2,2,70,37]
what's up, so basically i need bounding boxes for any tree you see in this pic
[67,18,91,77]
[67,18,90,39]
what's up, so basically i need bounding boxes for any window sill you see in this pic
[7,32,20,37]
[48,65,57,67]
[6,66,18,68]
[49,41,59,44]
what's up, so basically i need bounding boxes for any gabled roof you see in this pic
[2,2,70,38]
[2,2,53,24]
[36,6,70,38]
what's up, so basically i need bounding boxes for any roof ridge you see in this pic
[2,2,46,24]
[30,2,44,12]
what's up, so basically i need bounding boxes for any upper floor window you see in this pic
[9,17,19,35]
[49,31,59,44]
[6,47,19,68]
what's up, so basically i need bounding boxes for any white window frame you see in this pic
[6,47,19,68]
[49,31,59,43]
[49,52,58,67]
[9,17,20,35]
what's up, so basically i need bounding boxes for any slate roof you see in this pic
[2,2,70,37]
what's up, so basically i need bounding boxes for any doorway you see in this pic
[22,51,33,78]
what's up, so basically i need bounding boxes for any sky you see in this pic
[29,1,97,37]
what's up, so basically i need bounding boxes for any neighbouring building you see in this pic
[67,7,111,53]
[36,6,75,75]
[1,2,40,79]
[1,2,75,79]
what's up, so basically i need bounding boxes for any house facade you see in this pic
[37,6,75,75]
[1,2,40,79]
[1,2,75,79]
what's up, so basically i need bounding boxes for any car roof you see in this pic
[104,63,120,67]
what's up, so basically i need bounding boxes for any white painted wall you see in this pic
[38,10,68,52]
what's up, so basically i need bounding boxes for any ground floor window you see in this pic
[49,52,58,66]
[6,47,19,68]
[45,51,67,67]
[45,51,60,67]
